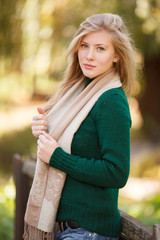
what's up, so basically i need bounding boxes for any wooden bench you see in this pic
[13,154,160,240]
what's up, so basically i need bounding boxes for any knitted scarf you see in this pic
[23,69,122,240]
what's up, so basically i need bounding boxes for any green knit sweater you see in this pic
[49,83,131,238]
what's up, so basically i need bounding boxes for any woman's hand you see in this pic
[37,131,59,164]
[31,107,48,138]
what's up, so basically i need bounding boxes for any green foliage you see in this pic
[0,178,15,240]
[53,0,160,58]
[0,0,24,71]
[119,194,160,226]
[1,0,160,76]
[0,126,37,177]
[119,147,160,226]
[130,150,160,179]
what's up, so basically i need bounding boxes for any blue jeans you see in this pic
[55,226,119,240]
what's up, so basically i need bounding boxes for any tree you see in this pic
[134,0,160,139]
[0,0,24,72]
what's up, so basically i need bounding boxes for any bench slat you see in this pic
[120,210,153,240]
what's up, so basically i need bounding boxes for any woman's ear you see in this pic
[113,54,120,63]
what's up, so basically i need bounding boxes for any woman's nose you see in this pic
[87,48,95,61]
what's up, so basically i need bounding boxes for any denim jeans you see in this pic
[55,226,119,240]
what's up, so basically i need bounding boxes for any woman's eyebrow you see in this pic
[95,43,108,47]
[80,41,88,44]
[81,41,108,47]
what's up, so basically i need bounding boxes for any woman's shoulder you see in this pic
[98,87,127,102]
[96,87,129,107]
[92,87,131,119]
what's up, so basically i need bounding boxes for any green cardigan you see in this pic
[49,84,131,238]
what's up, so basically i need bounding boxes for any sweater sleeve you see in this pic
[49,92,131,189]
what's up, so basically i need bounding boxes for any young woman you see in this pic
[25,13,136,240]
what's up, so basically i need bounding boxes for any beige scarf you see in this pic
[23,70,122,240]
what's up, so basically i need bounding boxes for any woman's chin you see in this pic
[84,73,96,78]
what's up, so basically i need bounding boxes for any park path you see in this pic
[0,100,44,135]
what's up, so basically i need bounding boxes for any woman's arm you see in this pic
[40,92,131,189]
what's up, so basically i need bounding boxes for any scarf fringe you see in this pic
[23,222,54,240]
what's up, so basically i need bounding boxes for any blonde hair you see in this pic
[44,13,136,113]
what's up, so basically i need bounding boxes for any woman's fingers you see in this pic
[31,107,48,138]
[31,120,48,138]
[32,114,46,121]
[37,107,45,115]
[37,132,59,164]
[32,107,46,121]
[32,125,48,131]
[33,130,43,138]
[39,132,52,144]
[31,120,48,133]
[41,131,53,141]
[38,132,58,147]
[31,119,48,127]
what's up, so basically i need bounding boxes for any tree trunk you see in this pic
[139,56,160,141]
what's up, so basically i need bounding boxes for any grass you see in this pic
[0,178,15,240]
[119,194,160,226]
[0,126,37,178]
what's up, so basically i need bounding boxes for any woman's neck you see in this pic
[85,76,95,86]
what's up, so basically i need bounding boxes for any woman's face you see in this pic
[78,30,119,78]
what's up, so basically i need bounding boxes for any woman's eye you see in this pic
[81,44,88,48]
[97,47,105,51]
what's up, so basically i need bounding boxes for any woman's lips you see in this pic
[83,63,96,69]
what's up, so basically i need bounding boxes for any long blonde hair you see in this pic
[44,13,136,113]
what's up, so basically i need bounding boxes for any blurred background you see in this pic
[0,0,160,239]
